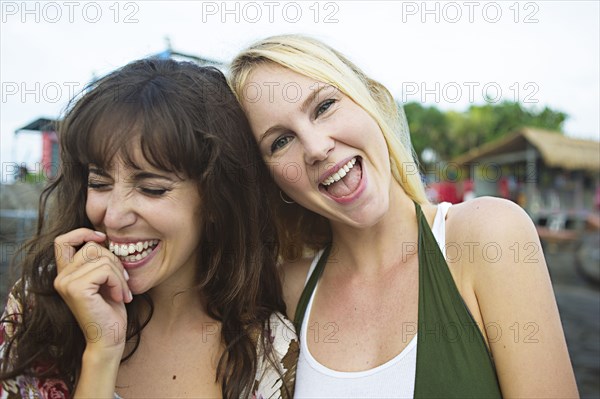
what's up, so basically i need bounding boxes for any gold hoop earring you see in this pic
[279,190,295,204]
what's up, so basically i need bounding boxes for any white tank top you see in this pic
[295,202,452,398]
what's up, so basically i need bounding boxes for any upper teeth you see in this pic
[109,240,158,256]
[322,158,357,186]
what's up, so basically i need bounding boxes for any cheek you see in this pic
[272,169,290,190]
[85,193,104,226]
[358,116,389,159]
[272,163,306,193]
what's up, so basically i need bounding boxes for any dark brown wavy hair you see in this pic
[0,58,289,397]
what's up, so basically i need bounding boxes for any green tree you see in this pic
[404,101,567,162]
[404,102,449,164]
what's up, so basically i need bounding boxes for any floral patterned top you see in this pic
[0,288,298,399]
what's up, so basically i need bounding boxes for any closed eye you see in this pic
[138,187,170,197]
[87,181,110,190]
[88,166,111,190]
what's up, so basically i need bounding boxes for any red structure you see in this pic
[16,118,59,178]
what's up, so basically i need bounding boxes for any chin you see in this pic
[343,206,390,229]
[128,280,151,296]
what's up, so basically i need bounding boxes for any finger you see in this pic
[59,250,131,304]
[54,263,129,337]
[81,263,129,304]
[77,243,132,303]
[55,241,113,277]
[56,260,130,304]
[55,228,106,272]
[56,240,130,300]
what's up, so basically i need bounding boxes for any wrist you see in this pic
[75,347,123,398]
[82,344,124,366]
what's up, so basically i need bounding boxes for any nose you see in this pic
[302,129,335,165]
[103,186,136,231]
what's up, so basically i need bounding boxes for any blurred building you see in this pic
[453,127,600,214]
[15,117,59,179]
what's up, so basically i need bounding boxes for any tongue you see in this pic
[326,162,362,198]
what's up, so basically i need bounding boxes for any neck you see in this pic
[143,282,211,336]
[328,184,420,277]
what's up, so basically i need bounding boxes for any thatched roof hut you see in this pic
[453,128,599,213]
[454,128,599,172]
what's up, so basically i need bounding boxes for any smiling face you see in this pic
[85,148,202,295]
[241,64,396,229]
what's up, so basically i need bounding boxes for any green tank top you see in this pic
[294,202,502,398]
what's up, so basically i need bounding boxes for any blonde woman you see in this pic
[228,35,578,398]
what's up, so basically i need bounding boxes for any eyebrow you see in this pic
[88,167,109,177]
[300,84,330,113]
[258,125,285,145]
[129,171,176,182]
[88,167,176,182]
[258,84,334,145]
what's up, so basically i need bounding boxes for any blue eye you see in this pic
[316,99,336,118]
[270,135,293,153]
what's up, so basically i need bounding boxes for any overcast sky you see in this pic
[1,0,599,178]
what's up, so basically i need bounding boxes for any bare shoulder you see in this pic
[447,196,536,242]
[448,198,578,397]
[279,256,313,320]
[446,196,544,291]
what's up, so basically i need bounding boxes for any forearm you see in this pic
[73,347,122,399]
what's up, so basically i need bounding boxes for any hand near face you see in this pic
[53,228,132,356]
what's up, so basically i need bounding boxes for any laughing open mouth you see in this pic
[319,157,363,198]
[109,240,159,262]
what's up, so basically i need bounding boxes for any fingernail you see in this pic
[123,269,130,281]
[94,231,106,237]
[128,290,133,302]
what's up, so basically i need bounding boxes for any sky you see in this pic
[1,0,599,181]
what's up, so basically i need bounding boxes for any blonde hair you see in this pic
[229,34,428,259]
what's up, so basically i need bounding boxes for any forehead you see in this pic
[90,143,153,172]
[241,64,338,132]
[242,64,321,107]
